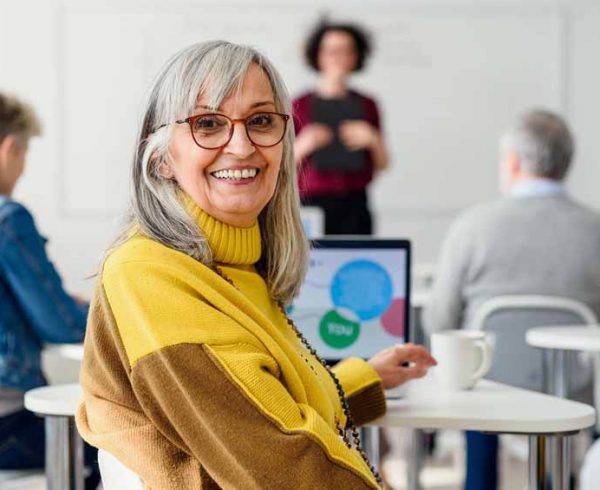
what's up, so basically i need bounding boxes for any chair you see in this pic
[470,295,598,394]
[581,438,600,490]
[98,450,143,490]
[24,384,85,489]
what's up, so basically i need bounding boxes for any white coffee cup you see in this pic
[430,330,493,390]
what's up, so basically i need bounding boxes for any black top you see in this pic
[310,94,368,172]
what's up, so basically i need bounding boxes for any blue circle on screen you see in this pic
[330,260,393,321]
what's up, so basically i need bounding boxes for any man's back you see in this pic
[425,194,600,333]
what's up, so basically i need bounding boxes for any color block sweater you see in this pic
[76,202,386,489]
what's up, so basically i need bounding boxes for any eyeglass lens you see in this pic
[189,112,286,149]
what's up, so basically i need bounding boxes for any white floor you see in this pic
[2,429,590,489]
[382,429,529,490]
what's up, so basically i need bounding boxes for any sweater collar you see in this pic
[179,192,262,265]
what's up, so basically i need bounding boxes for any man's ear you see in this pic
[0,135,16,167]
[506,149,522,179]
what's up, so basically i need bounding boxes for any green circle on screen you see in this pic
[319,310,360,349]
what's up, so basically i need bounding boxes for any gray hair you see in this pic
[500,109,574,180]
[115,41,309,304]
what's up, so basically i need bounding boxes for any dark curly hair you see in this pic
[304,21,372,73]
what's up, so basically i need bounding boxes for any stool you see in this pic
[24,383,84,490]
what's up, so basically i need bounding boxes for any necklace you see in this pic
[212,265,383,487]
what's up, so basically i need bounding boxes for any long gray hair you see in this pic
[116,41,309,304]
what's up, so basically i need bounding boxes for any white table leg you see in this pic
[362,426,380,472]
[552,349,569,398]
[551,435,570,490]
[546,349,571,489]
[45,415,84,490]
[406,428,423,490]
[529,435,547,490]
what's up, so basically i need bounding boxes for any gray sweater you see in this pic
[424,194,600,333]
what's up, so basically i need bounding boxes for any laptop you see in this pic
[289,239,412,398]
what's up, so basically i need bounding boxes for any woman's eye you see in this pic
[193,116,226,132]
[248,114,273,128]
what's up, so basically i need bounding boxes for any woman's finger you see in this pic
[394,344,437,365]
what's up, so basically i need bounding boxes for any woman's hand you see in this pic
[368,344,437,389]
[294,123,334,163]
[339,120,379,151]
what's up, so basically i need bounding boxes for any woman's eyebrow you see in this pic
[196,100,276,112]
[249,100,276,109]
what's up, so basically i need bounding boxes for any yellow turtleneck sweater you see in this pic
[76,201,386,490]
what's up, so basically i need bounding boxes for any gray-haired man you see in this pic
[424,109,600,490]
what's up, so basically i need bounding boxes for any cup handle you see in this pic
[471,340,492,382]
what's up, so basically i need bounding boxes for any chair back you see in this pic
[98,449,143,490]
[581,438,600,490]
[470,295,598,393]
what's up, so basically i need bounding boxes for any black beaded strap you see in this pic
[212,265,383,487]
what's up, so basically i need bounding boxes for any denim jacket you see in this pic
[0,196,87,391]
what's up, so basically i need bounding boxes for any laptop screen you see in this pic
[289,239,411,362]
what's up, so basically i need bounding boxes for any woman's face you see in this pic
[167,63,283,227]
[317,30,358,79]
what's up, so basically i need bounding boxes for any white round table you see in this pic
[526,326,600,398]
[526,326,600,489]
[367,375,596,490]
[527,326,600,352]
[44,343,84,362]
[24,384,84,490]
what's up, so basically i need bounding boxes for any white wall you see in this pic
[0,0,599,295]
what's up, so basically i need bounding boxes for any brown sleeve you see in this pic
[332,357,387,426]
[130,343,379,490]
[346,383,387,427]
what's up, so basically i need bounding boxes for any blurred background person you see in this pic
[0,93,99,488]
[293,20,389,235]
[424,109,600,490]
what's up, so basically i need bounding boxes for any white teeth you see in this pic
[212,168,258,180]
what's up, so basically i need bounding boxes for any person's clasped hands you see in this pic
[298,120,379,154]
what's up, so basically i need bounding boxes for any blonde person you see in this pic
[76,41,435,489]
[0,94,100,488]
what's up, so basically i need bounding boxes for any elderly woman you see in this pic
[76,41,435,489]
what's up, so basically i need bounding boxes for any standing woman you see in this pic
[76,41,434,489]
[294,22,389,235]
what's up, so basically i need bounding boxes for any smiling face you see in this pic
[166,63,284,227]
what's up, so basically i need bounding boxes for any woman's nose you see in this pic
[223,122,255,159]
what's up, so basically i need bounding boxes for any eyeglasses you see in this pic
[154,112,290,150]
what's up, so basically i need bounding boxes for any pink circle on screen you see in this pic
[380,298,406,337]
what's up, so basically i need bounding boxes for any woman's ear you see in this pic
[157,161,174,179]
[154,155,174,179]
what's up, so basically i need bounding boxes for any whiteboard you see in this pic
[59,2,563,220]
